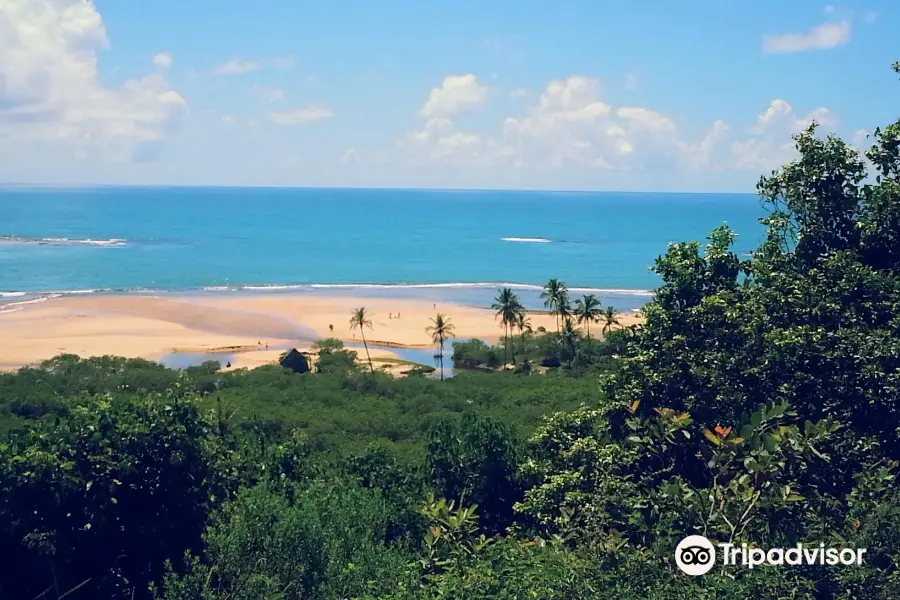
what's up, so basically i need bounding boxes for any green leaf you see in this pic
[750,410,762,429]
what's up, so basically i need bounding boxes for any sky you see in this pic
[0,0,896,192]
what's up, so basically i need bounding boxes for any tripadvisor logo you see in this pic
[675,535,867,576]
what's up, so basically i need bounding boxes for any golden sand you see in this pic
[0,294,643,372]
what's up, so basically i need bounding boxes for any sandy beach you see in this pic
[0,294,644,372]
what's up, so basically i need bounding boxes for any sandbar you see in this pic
[0,294,644,372]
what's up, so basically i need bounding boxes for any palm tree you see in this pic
[516,312,532,357]
[426,313,455,381]
[601,306,621,336]
[560,317,578,361]
[573,294,602,340]
[492,288,523,366]
[349,307,375,374]
[540,278,569,336]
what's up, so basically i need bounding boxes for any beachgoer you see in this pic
[329,324,334,332]
[226,361,231,368]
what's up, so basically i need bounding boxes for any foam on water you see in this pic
[501,237,552,243]
[0,235,127,247]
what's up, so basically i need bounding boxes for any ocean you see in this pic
[0,186,767,312]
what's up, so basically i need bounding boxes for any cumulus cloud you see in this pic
[763,20,851,53]
[731,99,836,171]
[678,120,731,171]
[0,0,187,160]
[266,106,333,124]
[152,53,173,69]
[419,74,488,118]
[397,75,840,178]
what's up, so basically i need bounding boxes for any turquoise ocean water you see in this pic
[0,186,767,313]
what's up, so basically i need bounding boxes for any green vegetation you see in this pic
[1,62,899,600]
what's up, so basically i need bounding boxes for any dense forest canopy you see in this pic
[0,64,898,600]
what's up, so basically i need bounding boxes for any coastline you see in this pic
[0,292,645,372]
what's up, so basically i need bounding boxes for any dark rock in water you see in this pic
[279,348,311,374]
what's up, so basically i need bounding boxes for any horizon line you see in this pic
[0,182,759,196]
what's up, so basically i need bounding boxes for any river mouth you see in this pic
[158,352,236,370]
[159,339,464,379]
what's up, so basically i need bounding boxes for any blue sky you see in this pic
[0,0,896,191]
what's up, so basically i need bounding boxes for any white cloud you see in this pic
[152,53,173,69]
[731,99,836,171]
[0,0,187,160]
[419,74,488,118]
[396,75,842,179]
[213,58,263,75]
[253,85,286,103]
[266,106,333,124]
[510,88,530,99]
[763,20,851,53]
[678,120,730,171]
[406,76,675,171]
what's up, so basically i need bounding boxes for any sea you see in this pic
[0,186,768,314]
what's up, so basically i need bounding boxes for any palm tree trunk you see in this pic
[504,323,509,365]
[439,334,444,381]
[586,321,590,341]
[360,330,374,374]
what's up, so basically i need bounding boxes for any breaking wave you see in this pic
[0,236,127,247]
[501,237,552,243]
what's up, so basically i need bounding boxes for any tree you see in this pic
[491,288,523,366]
[573,294,602,340]
[516,312,532,357]
[513,62,900,597]
[0,393,219,600]
[600,306,620,336]
[426,313,456,381]
[540,279,569,336]
[425,414,526,534]
[349,307,375,374]
[559,317,578,362]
